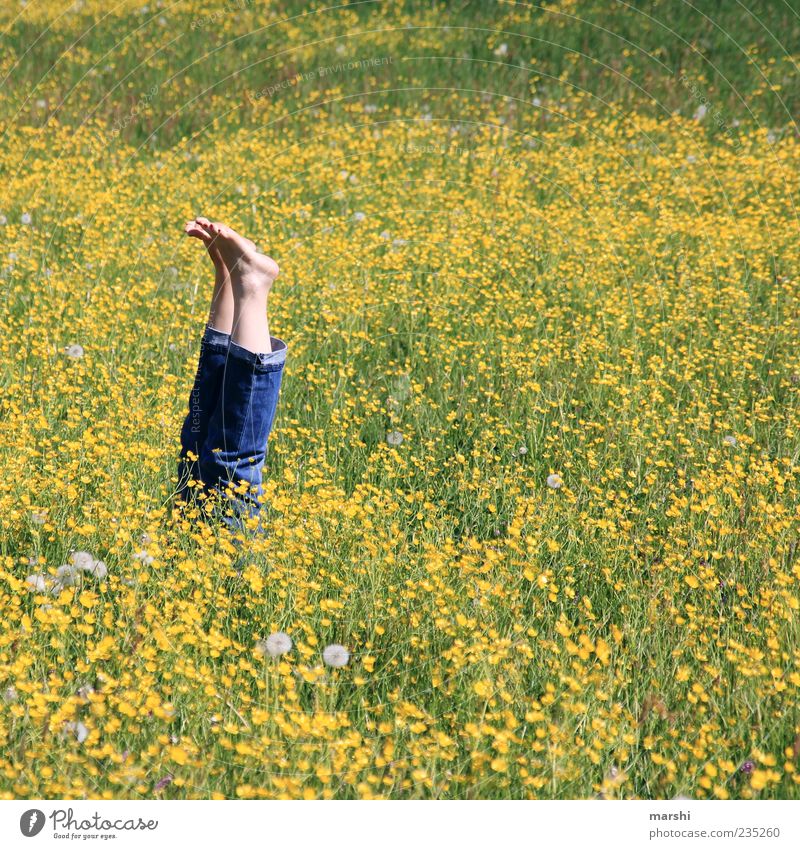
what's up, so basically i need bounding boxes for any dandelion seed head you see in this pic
[25,573,48,592]
[63,721,89,744]
[546,473,563,489]
[70,550,95,569]
[259,631,293,658]
[64,343,84,359]
[55,563,81,587]
[387,431,404,446]
[85,560,108,579]
[322,644,350,668]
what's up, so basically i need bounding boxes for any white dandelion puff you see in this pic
[64,343,84,359]
[517,445,528,455]
[31,511,47,525]
[70,551,95,570]
[322,644,350,668]
[2,686,18,703]
[20,212,32,225]
[352,211,366,222]
[494,42,509,58]
[0,214,6,226]
[63,721,89,744]
[25,573,48,592]
[386,430,404,446]
[259,632,293,658]
[693,104,707,121]
[723,435,738,447]
[546,473,563,490]
[133,550,154,565]
[83,560,107,579]
[55,563,81,588]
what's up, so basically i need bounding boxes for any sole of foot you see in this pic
[195,218,279,298]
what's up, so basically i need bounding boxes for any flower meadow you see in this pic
[1,0,799,800]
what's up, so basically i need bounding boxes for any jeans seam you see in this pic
[219,356,256,496]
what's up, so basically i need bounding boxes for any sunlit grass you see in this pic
[0,0,798,799]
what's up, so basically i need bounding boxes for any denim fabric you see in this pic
[178,324,286,528]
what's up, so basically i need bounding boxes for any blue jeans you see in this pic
[177,324,287,528]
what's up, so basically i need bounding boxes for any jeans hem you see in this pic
[227,338,287,371]
[202,324,232,348]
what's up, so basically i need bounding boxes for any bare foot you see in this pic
[185,217,236,332]
[194,219,279,300]
[186,217,232,283]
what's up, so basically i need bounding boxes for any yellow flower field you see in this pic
[0,0,799,799]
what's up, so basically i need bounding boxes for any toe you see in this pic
[185,221,210,241]
[211,222,232,238]
[196,218,218,239]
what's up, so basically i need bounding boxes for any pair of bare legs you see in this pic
[184,217,279,353]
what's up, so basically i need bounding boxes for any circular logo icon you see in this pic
[19,809,46,837]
